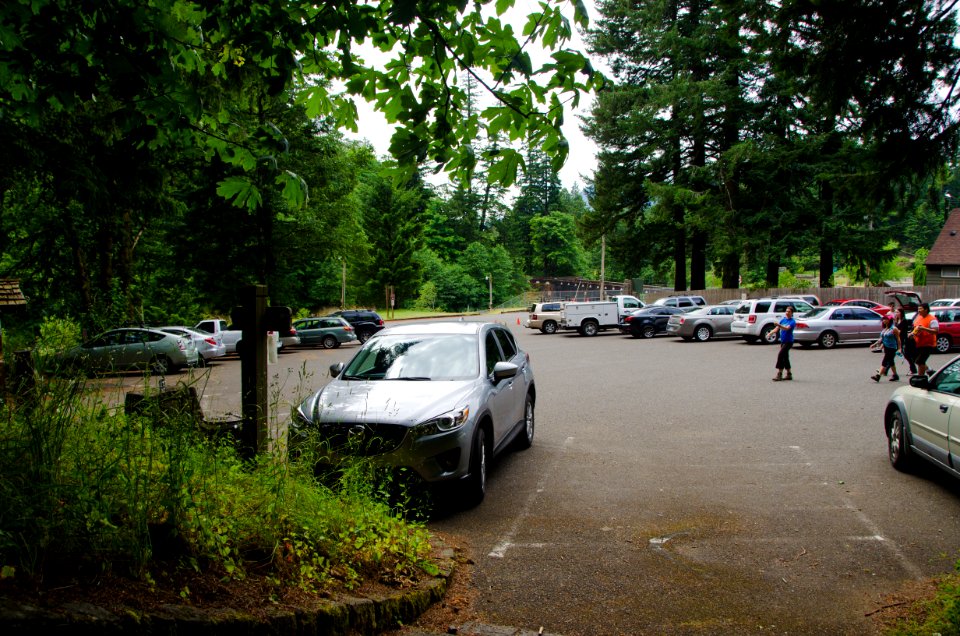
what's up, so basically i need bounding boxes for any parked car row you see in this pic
[54,309,384,376]
[524,290,947,352]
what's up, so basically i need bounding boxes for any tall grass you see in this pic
[0,366,438,596]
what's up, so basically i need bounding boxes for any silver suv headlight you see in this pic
[414,406,470,437]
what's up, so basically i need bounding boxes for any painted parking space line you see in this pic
[489,436,575,558]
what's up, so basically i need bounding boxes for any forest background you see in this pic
[2,0,960,340]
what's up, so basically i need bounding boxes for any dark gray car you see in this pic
[665,304,736,342]
[293,322,536,506]
[293,316,358,348]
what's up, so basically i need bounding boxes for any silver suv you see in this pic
[525,302,564,334]
[651,295,707,308]
[730,298,813,344]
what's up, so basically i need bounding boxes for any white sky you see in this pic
[339,0,604,192]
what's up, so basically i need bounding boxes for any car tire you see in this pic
[322,335,338,349]
[541,321,558,335]
[357,330,372,344]
[760,324,777,344]
[150,355,173,375]
[464,426,488,506]
[581,320,599,337]
[936,334,952,354]
[515,394,535,450]
[887,407,913,471]
[640,324,656,339]
[818,331,838,349]
[695,325,713,342]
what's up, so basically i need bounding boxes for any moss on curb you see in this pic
[0,547,456,635]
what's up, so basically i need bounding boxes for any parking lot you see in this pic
[91,312,960,634]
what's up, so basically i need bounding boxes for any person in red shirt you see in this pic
[910,303,939,376]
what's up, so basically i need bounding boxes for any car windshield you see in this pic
[342,333,479,381]
[803,307,830,319]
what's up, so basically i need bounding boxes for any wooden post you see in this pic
[239,285,269,454]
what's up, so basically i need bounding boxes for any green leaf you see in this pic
[216,177,262,211]
[277,170,308,208]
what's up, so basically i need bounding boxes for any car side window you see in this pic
[485,332,505,375]
[678,299,692,307]
[933,360,960,394]
[755,302,770,313]
[493,329,518,359]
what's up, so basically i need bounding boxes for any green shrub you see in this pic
[0,375,437,594]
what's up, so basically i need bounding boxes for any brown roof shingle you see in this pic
[0,279,27,307]
[924,208,960,266]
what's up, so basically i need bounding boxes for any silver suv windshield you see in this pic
[342,334,479,381]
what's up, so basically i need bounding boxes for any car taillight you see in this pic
[531,314,538,320]
[678,317,685,324]
[204,337,217,346]
[748,315,757,324]
[344,325,353,331]
[625,316,633,323]
[376,319,384,326]
[796,322,807,328]
[177,339,186,351]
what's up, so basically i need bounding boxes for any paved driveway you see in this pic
[426,313,960,635]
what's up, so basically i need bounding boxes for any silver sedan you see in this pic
[666,304,736,341]
[793,306,884,349]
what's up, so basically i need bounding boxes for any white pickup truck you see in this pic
[559,295,645,336]
[194,319,280,355]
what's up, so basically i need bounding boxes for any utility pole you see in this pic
[600,235,606,300]
[340,258,346,309]
[486,274,493,311]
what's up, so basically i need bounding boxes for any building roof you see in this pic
[925,208,960,266]
[0,279,26,307]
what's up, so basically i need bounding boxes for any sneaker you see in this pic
[772,375,783,382]
[871,374,881,382]
[889,375,899,382]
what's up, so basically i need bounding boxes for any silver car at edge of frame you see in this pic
[792,305,884,349]
[292,321,536,506]
[160,326,227,366]
[885,355,960,480]
[666,304,737,342]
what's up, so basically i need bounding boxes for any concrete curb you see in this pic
[1,546,456,635]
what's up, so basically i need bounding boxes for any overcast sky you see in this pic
[340,0,604,192]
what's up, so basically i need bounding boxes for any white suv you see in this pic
[730,298,813,344]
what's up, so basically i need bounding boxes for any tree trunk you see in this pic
[690,230,706,290]
[765,255,780,288]
[819,241,834,287]
[673,209,686,291]
[721,252,740,288]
